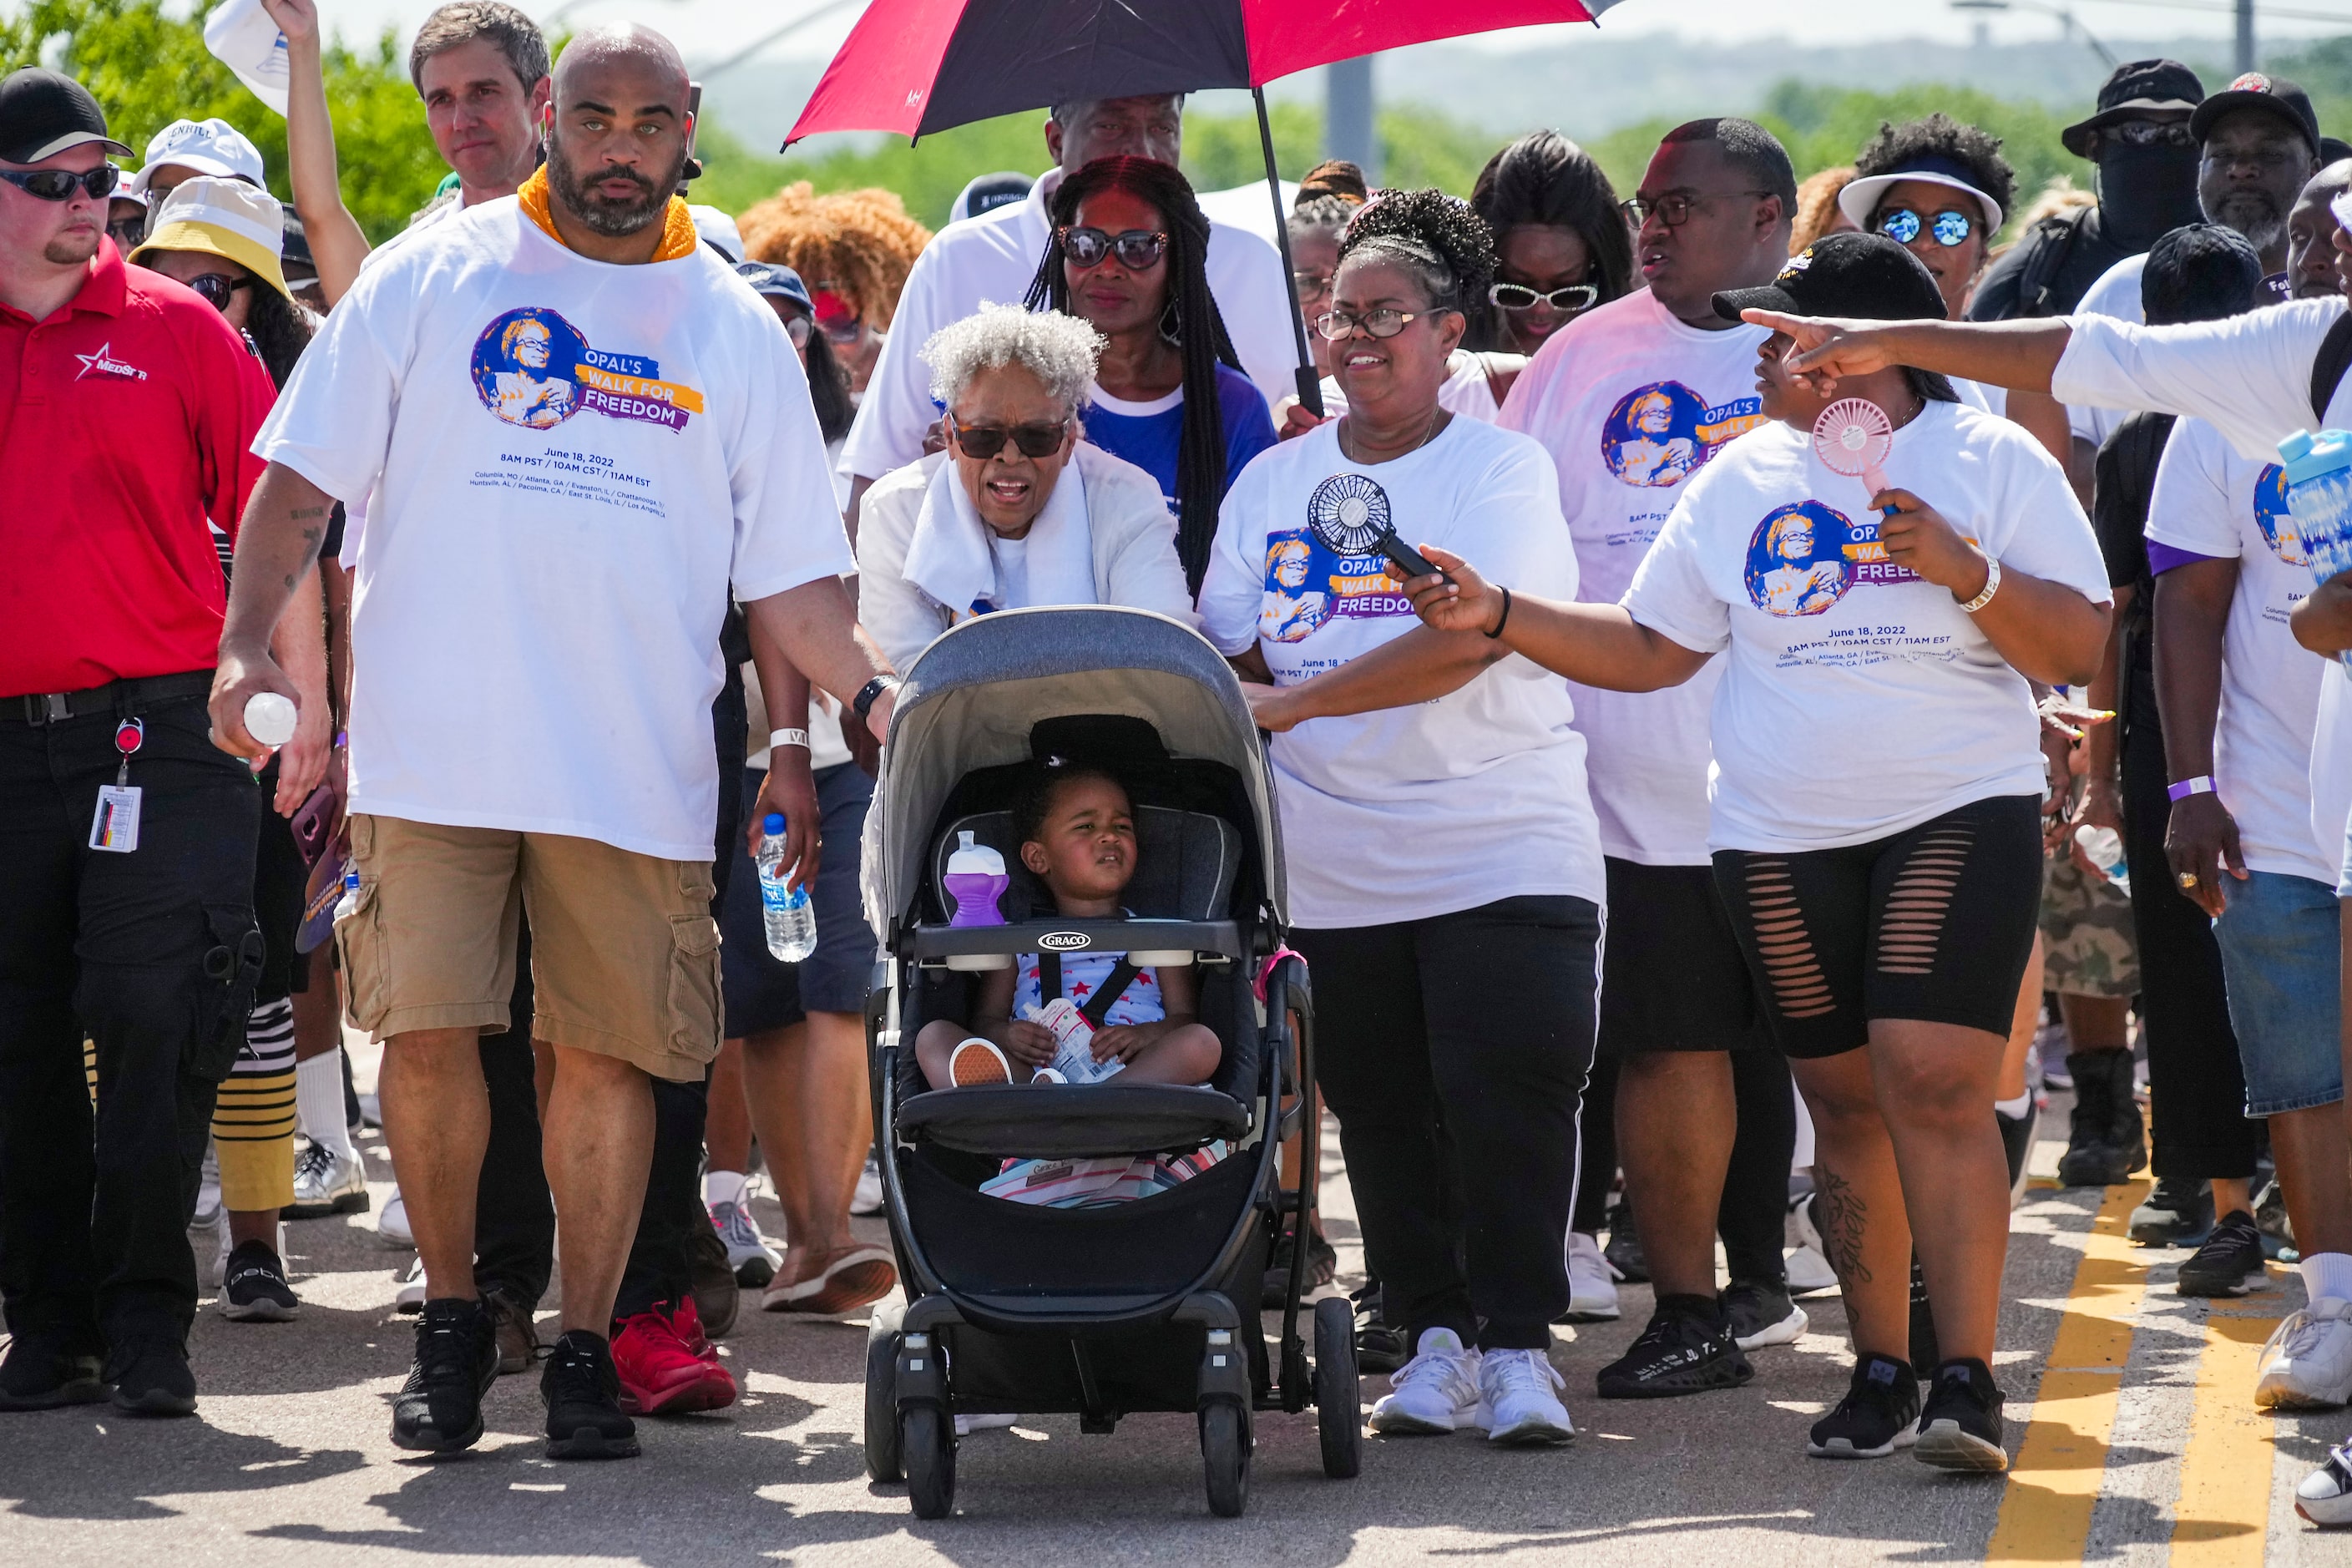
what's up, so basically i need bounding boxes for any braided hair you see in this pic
[1023,155,1242,595]
[1336,186,1498,319]
[1464,131,1631,349]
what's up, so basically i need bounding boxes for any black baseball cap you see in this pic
[2191,72,2321,156]
[1713,230,1949,325]
[2323,136,2352,167]
[2061,58,2204,157]
[0,68,131,165]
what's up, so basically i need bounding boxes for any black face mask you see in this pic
[2097,143,2205,246]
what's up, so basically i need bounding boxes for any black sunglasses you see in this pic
[186,273,254,312]
[1489,281,1600,314]
[0,164,120,202]
[1060,225,1168,271]
[949,416,1069,459]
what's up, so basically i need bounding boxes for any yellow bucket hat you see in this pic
[129,175,290,301]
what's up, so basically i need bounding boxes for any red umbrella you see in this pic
[784,0,1611,411]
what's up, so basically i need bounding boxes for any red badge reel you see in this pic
[1812,398,1896,515]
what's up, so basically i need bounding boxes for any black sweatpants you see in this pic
[473,928,554,1314]
[2121,715,2261,1180]
[1297,895,1600,1351]
[0,689,261,1352]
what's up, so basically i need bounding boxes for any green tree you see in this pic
[1,0,446,241]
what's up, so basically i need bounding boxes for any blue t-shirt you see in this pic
[1083,362,1277,514]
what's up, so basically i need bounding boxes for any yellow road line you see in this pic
[1985,1181,2148,1565]
[2169,1302,2288,1566]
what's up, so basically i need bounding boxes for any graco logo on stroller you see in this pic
[1036,930,1092,950]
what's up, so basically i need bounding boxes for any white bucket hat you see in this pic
[129,175,289,301]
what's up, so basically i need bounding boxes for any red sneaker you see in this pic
[610,1302,736,1415]
[668,1294,723,1369]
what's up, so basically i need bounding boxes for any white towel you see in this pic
[903,453,1097,619]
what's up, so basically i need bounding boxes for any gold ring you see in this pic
[2177,872,2198,889]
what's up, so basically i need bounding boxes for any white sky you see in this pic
[291,0,2352,73]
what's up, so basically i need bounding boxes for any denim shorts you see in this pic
[2211,869,2344,1115]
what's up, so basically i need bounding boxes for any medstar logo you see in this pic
[74,341,149,381]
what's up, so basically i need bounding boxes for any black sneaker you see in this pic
[1602,1197,1649,1284]
[1909,1259,1940,1379]
[220,1241,301,1323]
[1724,1277,1808,1350]
[1595,1298,1753,1399]
[105,1337,196,1418]
[2056,1050,2143,1186]
[392,1297,497,1452]
[1915,1357,2008,1472]
[541,1330,640,1459]
[1808,1353,1920,1459]
[2131,1176,2216,1247]
[685,1210,741,1341]
[0,1331,106,1412]
[2177,1211,2269,1297]
[1352,1281,1408,1375]
[1262,1222,1338,1308]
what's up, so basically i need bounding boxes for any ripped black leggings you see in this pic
[1712,796,2043,1060]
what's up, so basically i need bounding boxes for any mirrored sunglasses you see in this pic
[1879,207,1975,248]
[1060,225,1168,270]
[186,273,254,312]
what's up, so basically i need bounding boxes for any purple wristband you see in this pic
[2167,776,2215,802]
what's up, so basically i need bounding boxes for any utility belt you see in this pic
[5,670,215,726]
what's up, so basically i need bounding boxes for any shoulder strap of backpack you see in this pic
[2018,210,2085,317]
[2310,311,2352,421]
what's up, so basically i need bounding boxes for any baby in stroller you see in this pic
[913,760,1223,1090]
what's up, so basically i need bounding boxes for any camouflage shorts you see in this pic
[2039,852,2139,998]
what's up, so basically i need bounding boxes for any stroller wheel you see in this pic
[1199,1402,1252,1518]
[863,1305,903,1484]
[1313,1295,1363,1479]
[903,1405,956,1519]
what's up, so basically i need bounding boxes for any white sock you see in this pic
[705,1169,751,1209]
[2302,1251,2352,1305]
[1993,1090,2033,1120]
[295,1050,356,1161]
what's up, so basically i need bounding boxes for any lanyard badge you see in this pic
[89,718,144,853]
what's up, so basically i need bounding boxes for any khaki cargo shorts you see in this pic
[337,814,721,1082]
[2039,849,2140,999]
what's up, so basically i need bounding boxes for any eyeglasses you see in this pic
[1060,225,1168,271]
[1878,207,1975,248]
[2102,119,2197,149]
[0,164,120,202]
[1489,281,1600,314]
[185,273,254,312]
[948,416,1070,459]
[1619,189,1773,230]
[1292,269,1335,299]
[105,215,146,252]
[1316,306,1447,341]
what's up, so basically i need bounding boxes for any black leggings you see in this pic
[1297,895,1600,1351]
[1713,796,2044,1058]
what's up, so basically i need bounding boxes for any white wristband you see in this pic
[771,728,812,750]
[1957,555,2001,613]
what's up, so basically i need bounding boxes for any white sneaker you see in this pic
[187,1144,228,1286]
[1562,1232,1620,1322]
[377,1189,413,1249]
[2299,1437,2352,1525]
[1368,1327,1483,1434]
[394,1256,427,1313]
[1474,1347,1576,1446]
[1784,1194,1841,1297]
[953,1412,1019,1436]
[709,1198,782,1282]
[851,1152,885,1216]
[286,1140,370,1218]
[2258,1297,2352,1408]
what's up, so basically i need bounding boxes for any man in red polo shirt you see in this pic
[0,68,276,1419]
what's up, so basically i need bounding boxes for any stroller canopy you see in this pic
[872,606,1287,928]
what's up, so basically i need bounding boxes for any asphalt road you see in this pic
[1,1085,2344,1567]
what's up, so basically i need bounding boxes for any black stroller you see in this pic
[858,605,1358,1518]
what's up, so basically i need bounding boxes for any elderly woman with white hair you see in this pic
[856,304,1196,670]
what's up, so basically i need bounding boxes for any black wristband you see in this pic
[1484,585,1513,640]
[852,674,900,722]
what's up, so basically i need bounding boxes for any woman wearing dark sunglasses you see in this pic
[1024,155,1277,595]
[129,175,315,388]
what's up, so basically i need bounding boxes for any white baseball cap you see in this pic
[690,204,745,263]
[130,175,290,301]
[130,117,266,195]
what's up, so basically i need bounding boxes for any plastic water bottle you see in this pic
[244,692,297,746]
[2074,824,2131,896]
[332,865,361,921]
[2281,429,2352,675]
[756,812,818,963]
[943,829,1009,927]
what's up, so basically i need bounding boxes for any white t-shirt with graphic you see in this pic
[2145,416,2334,883]
[1498,288,1768,865]
[1198,417,1604,927]
[256,199,854,862]
[1622,401,2112,854]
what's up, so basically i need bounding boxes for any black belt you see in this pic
[6,670,215,726]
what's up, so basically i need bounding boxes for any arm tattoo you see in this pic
[1813,1166,1872,1285]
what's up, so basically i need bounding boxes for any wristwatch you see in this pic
[852,674,901,723]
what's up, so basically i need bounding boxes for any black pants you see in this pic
[1297,894,1600,1351]
[473,926,554,1313]
[0,690,261,1351]
[612,666,746,1322]
[2121,715,2261,1180]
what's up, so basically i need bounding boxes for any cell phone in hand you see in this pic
[1378,529,1443,583]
